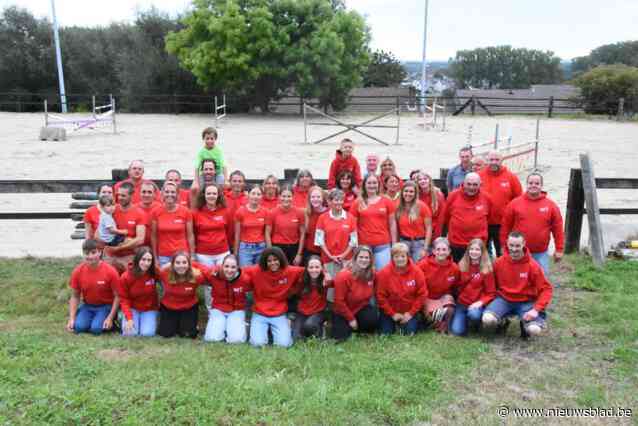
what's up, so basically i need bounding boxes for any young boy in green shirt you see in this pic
[194,127,227,185]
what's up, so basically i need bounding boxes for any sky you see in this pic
[3,0,638,61]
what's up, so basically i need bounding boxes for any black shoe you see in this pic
[519,321,530,340]
[495,318,511,335]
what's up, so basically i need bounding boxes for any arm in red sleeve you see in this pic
[117,273,134,321]
[333,274,355,322]
[480,271,497,306]
[375,280,396,317]
[409,269,428,316]
[352,158,362,188]
[551,204,565,252]
[327,160,337,189]
[531,265,553,312]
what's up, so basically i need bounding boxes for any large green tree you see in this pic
[574,64,638,114]
[449,46,562,89]
[363,50,406,87]
[165,0,370,112]
[572,41,638,77]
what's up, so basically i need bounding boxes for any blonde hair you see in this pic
[417,172,439,213]
[305,185,327,224]
[391,242,410,257]
[397,180,420,222]
[458,239,492,274]
[358,174,380,210]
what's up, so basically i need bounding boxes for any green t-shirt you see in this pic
[195,145,225,172]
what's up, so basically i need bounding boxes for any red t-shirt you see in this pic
[292,186,309,209]
[158,267,207,310]
[315,211,357,263]
[178,189,191,208]
[117,269,159,320]
[193,206,231,255]
[235,206,268,243]
[419,190,446,239]
[297,285,328,316]
[69,261,119,305]
[113,205,147,256]
[152,205,193,257]
[224,190,248,246]
[261,195,279,212]
[350,197,396,246]
[137,201,162,247]
[244,265,305,317]
[267,206,305,245]
[343,190,357,212]
[333,269,375,322]
[397,201,432,239]
[83,205,100,238]
[304,209,326,253]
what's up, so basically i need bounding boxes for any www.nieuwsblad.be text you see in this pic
[498,405,633,418]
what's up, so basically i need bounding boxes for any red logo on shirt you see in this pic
[519,272,528,279]
[97,280,105,285]
[233,287,243,293]
[539,207,549,213]
[447,276,456,282]
[367,281,374,287]
[184,287,194,292]
[405,280,416,287]
[278,278,288,285]
[127,221,136,225]
[175,219,184,224]
[476,205,484,211]
[500,182,510,187]
[145,280,154,286]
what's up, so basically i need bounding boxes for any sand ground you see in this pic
[1,111,637,257]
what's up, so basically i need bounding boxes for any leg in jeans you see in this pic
[531,251,551,278]
[466,307,483,332]
[249,313,270,347]
[401,239,426,262]
[292,313,307,341]
[399,316,419,335]
[238,242,255,267]
[269,314,293,347]
[204,308,227,342]
[225,310,246,343]
[302,313,324,338]
[379,312,397,335]
[158,305,179,338]
[73,304,95,334]
[356,305,379,333]
[372,244,392,271]
[122,308,141,336]
[138,310,158,337]
[450,304,469,336]
[89,304,111,335]
[178,304,199,339]
[251,242,266,265]
[512,301,547,336]
[482,296,515,329]
[158,256,172,268]
[331,313,353,341]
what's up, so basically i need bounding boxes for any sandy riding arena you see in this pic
[1,111,637,257]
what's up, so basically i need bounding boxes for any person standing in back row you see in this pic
[478,151,522,257]
[446,147,473,191]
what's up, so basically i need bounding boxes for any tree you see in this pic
[572,41,638,76]
[574,64,638,114]
[363,50,406,87]
[449,46,562,89]
[165,0,370,112]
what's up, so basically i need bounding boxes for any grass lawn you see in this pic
[0,255,636,425]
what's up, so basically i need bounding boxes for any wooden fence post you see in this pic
[617,98,625,122]
[580,153,605,267]
[547,96,554,118]
[564,168,585,253]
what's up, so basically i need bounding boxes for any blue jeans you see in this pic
[371,244,391,271]
[484,296,547,328]
[379,312,418,335]
[122,309,158,337]
[249,313,293,347]
[400,238,426,262]
[531,251,550,277]
[238,242,266,267]
[449,304,484,336]
[204,309,246,343]
[74,304,112,335]
[158,256,172,267]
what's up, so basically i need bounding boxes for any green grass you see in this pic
[0,256,636,425]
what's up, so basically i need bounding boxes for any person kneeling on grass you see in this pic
[482,231,553,338]
[203,254,251,344]
[376,242,427,336]
[293,256,331,341]
[157,252,207,339]
[449,239,496,336]
[67,239,120,335]
[244,247,305,348]
[418,237,460,333]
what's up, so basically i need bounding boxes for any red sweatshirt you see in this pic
[376,260,427,317]
[500,192,564,253]
[493,249,553,311]
[117,269,159,320]
[158,267,207,311]
[444,188,491,247]
[417,256,461,300]
[333,269,375,322]
[457,263,496,306]
[327,150,362,189]
[69,261,120,305]
[479,165,522,224]
[244,265,305,317]
[205,266,252,312]
[297,284,328,316]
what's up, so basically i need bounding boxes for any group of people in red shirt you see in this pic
[68,134,563,345]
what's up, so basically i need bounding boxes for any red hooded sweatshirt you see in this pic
[444,187,492,247]
[117,268,159,320]
[457,263,496,306]
[244,265,305,317]
[205,266,252,312]
[493,248,553,312]
[417,256,461,300]
[500,191,564,253]
[376,259,427,317]
[479,165,522,224]
[333,269,376,322]
[327,150,362,189]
